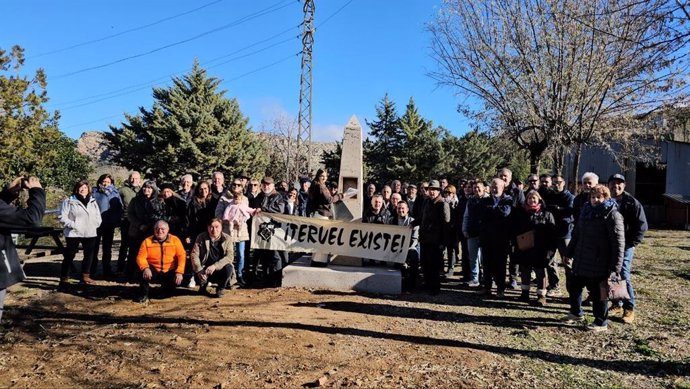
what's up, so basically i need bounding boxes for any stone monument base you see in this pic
[283,255,401,295]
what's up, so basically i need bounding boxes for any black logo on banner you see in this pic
[258,222,276,242]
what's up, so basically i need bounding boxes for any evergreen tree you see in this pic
[394,97,441,184]
[0,45,91,190]
[439,129,503,183]
[107,61,268,182]
[364,94,402,185]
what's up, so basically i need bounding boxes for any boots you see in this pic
[81,273,95,285]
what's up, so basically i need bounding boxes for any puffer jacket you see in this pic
[59,195,102,238]
[0,187,45,289]
[136,234,186,274]
[92,184,123,228]
[128,191,161,238]
[566,199,625,278]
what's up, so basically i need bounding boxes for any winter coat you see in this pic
[136,234,186,274]
[190,231,235,273]
[118,182,140,219]
[419,196,451,245]
[59,195,102,238]
[614,192,648,248]
[0,187,45,289]
[157,195,187,238]
[478,194,513,248]
[566,199,625,278]
[511,204,557,268]
[307,181,340,217]
[462,194,488,238]
[127,191,161,238]
[187,196,215,243]
[362,207,392,225]
[222,197,252,242]
[92,184,123,228]
[572,191,590,225]
[258,191,286,214]
[545,189,575,239]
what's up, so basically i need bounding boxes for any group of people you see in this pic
[358,168,647,332]
[1,165,648,332]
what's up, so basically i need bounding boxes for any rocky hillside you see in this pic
[76,131,112,162]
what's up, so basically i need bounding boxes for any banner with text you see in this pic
[250,213,411,263]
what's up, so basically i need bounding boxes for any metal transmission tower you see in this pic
[297,0,315,176]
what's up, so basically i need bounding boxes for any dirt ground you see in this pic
[1,229,689,388]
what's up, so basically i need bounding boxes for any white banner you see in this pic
[250,213,411,263]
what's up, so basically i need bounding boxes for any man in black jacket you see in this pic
[0,176,45,322]
[254,176,286,287]
[543,174,574,296]
[608,174,648,323]
[418,180,450,294]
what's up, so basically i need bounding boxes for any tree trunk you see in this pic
[570,143,582,194]
[530,153,541,175]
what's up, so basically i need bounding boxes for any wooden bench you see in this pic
[11,226,64,256]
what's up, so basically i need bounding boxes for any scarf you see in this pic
[524,202,541,213]
[76,193,90,206]
[580,198,617,220]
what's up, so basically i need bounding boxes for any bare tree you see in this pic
[430,0,688,179]
[259,114,302,184]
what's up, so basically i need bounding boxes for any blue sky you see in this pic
[2,0,472,142]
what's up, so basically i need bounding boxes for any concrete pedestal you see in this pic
[283,256,401,295]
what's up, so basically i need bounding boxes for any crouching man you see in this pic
[191,218,235,298]
[135,220,186,303]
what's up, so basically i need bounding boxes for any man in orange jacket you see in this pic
[135,220,186,303]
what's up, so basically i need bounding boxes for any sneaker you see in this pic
[467,280,480,288]
[216,288,226,298]
[187,277,197,288]
[536,295,547,306]
[561,313,585,324]
[546,288,562,297]
[586,323,608,332]
[622,309,635,324]
[609,305,624,316]
[135,294,149,304]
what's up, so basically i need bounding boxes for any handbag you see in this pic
[599,278,630,301]
[516,230,535,251]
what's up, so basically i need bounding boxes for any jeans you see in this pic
[567,273,609,326]
[235,241,246,279]
[616,247,636,310]
[467,237,482,282]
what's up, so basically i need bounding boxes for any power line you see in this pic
[52,0,296,80]
[30,0,224,59]
[50,25,300,110]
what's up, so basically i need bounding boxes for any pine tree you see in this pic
[364,94,402,185]
[107,61,268,182]
[395,97,441,184]
[0,45,91,190]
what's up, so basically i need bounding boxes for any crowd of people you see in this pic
[1,165,648,331]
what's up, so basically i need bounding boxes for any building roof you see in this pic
[663,193,690,205]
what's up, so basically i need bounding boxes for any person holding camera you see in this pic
[0,176,45,322]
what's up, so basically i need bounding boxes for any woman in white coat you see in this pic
[59,180,102,287]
